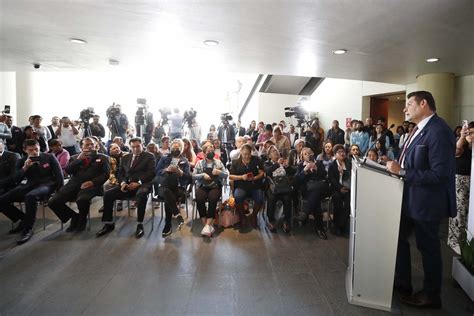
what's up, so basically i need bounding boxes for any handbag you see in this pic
[269,176,293,194]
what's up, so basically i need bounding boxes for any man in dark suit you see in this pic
[326,120,345,145]
[387,91,456,309]
[0,140,20,195]
[48,137,110,232]
[96,137,155,239]
[0,139,64,244]
[288,125,299,148]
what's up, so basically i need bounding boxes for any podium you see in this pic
[345,158,404,312]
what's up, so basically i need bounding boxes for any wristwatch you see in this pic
[399,169,406,177]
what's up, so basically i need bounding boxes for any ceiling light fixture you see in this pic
[426,57,440,63]
[332,49,347,55]
[109,59,119,66]
[69,38,87,44]
[203,40,219,47]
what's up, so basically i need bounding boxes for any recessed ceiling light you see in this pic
[426,57,440,63]
[69,38,87,44]
[109,59,119,66]
[203,40,219,47]
[332,49,347,55]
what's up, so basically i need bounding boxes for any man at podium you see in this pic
[386,91,456,309]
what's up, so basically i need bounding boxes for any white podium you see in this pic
[345,158,404,312]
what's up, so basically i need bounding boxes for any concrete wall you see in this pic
[0,72,16,120]
[454,75,474,125]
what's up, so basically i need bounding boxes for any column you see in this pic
[15,72,35,127]
[416,73,454,127]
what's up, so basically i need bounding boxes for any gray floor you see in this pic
[0,199,472,316]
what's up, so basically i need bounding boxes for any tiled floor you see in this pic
[0,199,473,315]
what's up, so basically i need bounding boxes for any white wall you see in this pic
[258,93,300,125]
[0,72,16,119]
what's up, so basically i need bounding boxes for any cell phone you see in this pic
[3,105,10,114]
[462,120,469,129]
[29,156,40,162]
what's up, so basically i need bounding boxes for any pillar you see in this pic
[416,73,454,127]
[15,72,35,127]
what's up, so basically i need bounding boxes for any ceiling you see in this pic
[0,0,473,84]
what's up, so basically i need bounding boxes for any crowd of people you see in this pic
[0,105,471,249]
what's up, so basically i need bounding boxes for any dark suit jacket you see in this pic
[402,114,456,221]
[118,151,156,190]
[16,153,64,189]
[65,153,110,189]
[0,151,20,188]
[328,158,352,192]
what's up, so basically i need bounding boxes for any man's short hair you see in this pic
[23,139,39,148]
[407,90,436,111]
[129,137,142,145]
[265,124,273,131]
[31,115,42,120]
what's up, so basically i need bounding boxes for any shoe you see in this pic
[201,224,211,237]
[98,206,104,213]
[8,221,24,234]
[135,224,144,239]
[66,215,79,232]
[266,222,277,233]
[282,222,291,234]
[316,228,328,240]
[209,225,215,236]
[399,291,441,309]
[176,214,184,230]
[96,223,115,237]
[17,228,33,245]
[162,221,172,238]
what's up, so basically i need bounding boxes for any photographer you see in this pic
[152,121,166,146]
[90,115,106,140]
[169,108,183,140]
[185,118,202,141]
[106,104,129,142]
[135,103,154,145]
[48,137,110,232]
[217,114,235,152]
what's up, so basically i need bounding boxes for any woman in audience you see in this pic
[317,141,334,172]
[258,139,275,164]
[229,144,265,231]
[190,139,202,155]
[374,139,394,163]
[159,136,170,156]
[348,144,361,160]
[296,147,329,239]
[182,138,197,168]
[448,121,473,254]
[22,126,47,153]
[207,124,218,141]
[48,139,70,175]
[212,138,227,166]
[264,146,293,233]
[328,144,352,236]
[146,142,163,164]
[193,143,228,237]
[368,123,390,151]
[270,126,291,158]
[246,120,259,142]
[366,148,379,163]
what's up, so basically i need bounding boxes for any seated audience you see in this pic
[48,137,110,232]
[328,144,352,236]
[159,136,171,156]
[146,142,163,164]
[154,139,191,237]
[22,126,47,153]
[0,140,20,195]
[317,141,334,172]
[96,138,156,239]
[182,138,197,168]
[192,143,228,237]
[48,139,70,175]
[296,147,329,239]
[270,126,291,158]
[366,148,379,162]
[0,139,63,244]
[264,146,293,233]
[229,144,265,231]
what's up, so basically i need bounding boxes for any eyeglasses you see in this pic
[336,151,346,155]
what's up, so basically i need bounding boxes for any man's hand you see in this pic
[167,165,178,173]
[128,182,140,191]
[80,181,94,189]
[120,183,129,192]
[212,168,221,176]
[386,160,401,175]
[23,158,34,170]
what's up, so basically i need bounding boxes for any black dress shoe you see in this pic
[9,222,24,234]
[135,224,144,239]
[176,215,184,230]
[96,223,115,237]
[393,282,413,297]
[66,215,79,232]
[162,221,172,238]
[17,229,33,245]
[399,291,441,309]
[316,228,328,240]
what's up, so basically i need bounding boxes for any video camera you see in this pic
[220,113,233,124]
[79,107,95,123]
[183,108,197,128]
[284,105,314,127]
[159,108,171,125]
[106,103,121,119]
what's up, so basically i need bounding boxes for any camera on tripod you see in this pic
[79,107,95,123]
[106,103,121,118]
[220,113,233,124]
[183,108,197,128]
[284,105,314,127]
[135,98,148,126]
